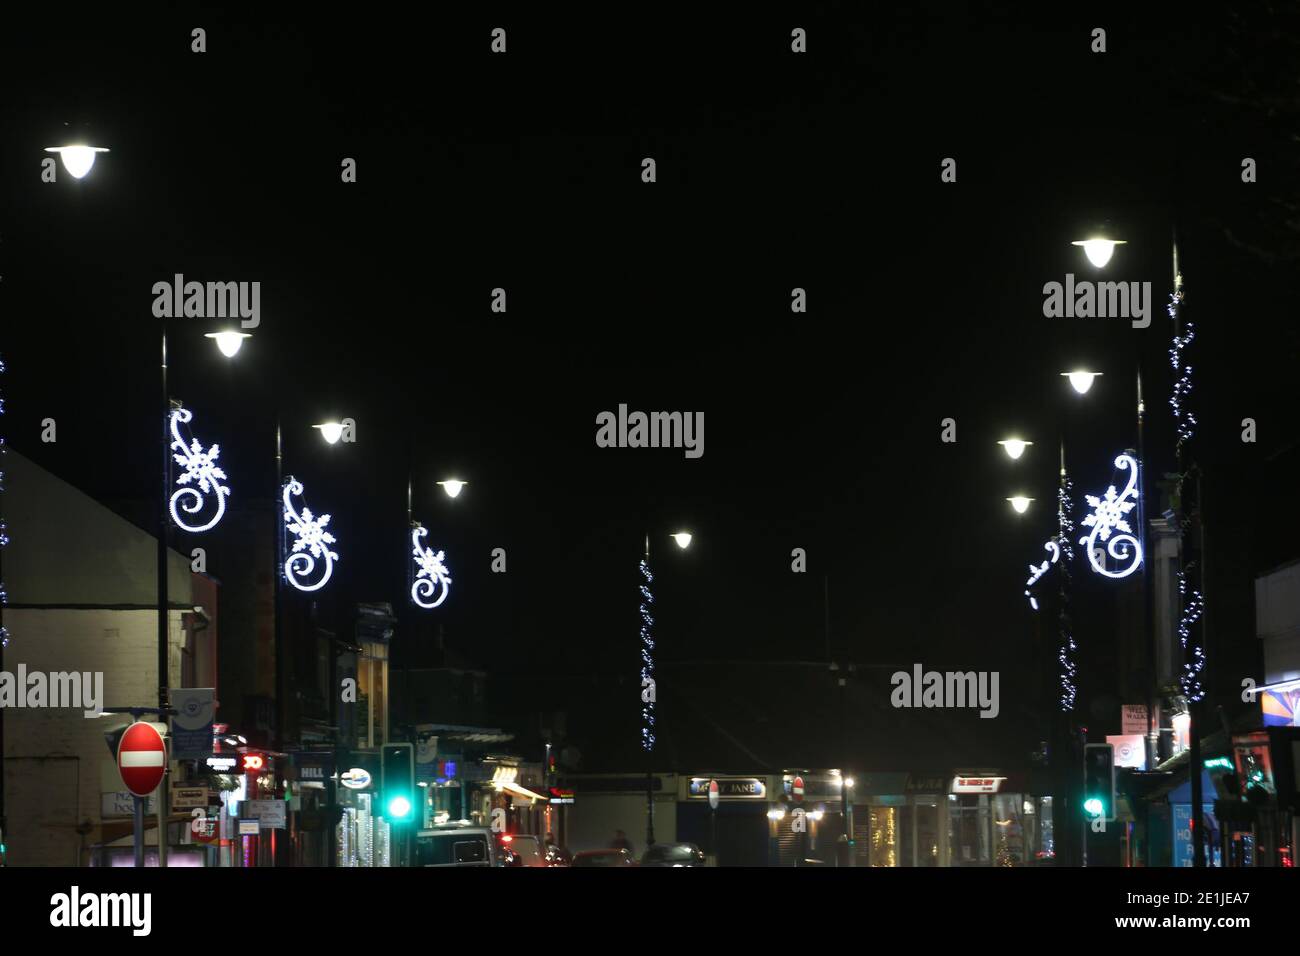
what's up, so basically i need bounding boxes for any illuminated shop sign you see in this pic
[950,776,1006,794]
[340,768,372,790]
[205,755,240,773]
[688,777,766,799]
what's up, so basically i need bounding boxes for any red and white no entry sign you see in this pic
[117,722,167,797]
[708,778,719,810]
[792,776,805,802]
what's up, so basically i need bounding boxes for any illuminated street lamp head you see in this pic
[672,531,693,549]
[1071,237,1126,268]
[1007,496,1034,514]
[313,422,344,445]
[438,479,466,498]
[843,777,855,789]
[1061,370,1102,395]
[997,438,1033,460]
[44,144,110,179]
[204,330,251,357]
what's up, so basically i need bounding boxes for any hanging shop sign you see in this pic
[170,687,215,760]
[548,787,575,805]
[340,768,372,790]
[171,787,212,809]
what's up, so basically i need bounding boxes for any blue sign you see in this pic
[170,688,215,760]
[1173,804,1193,867]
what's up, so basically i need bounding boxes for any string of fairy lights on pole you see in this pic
[1168,264,1206,702]
[1056,464,1077,712]
[639,555,656,752]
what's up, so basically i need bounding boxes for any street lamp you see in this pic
[1071,237,1126,268]
[671,531,692,549]
[437,479,466,499]
[313,421,345,445]
[204,330,251,358]
[44,144,109,179]
[998,438,1033,460]
[1061,370,1102,395]
[1007,496,1033,514]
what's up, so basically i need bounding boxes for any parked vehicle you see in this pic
[544,843,572,867]
[499,833,548,867]
[570,848,638,867]
[640,842,706,867]
[414,823,499,867]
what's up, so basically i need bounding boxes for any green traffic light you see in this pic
[387,795,412,819]
[1083,797,1105,817]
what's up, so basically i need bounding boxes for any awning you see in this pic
[501,781,547,803]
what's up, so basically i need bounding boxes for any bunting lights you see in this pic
[1079,453,1143,579]
[639,558,656,752]
[410,524,452,609]
[282,477,339,592]
[169,407,230,532]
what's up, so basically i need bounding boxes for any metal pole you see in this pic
[157,323,171,869]
[273,417,283,866]
[134,795,145,868]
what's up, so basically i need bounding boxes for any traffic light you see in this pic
[1083,743,1116,822]
[381,742,415,824]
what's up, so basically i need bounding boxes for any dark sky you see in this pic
[2,5,1296,744]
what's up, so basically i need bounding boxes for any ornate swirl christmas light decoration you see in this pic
[1078,453,1143,580]
[169,407,230,533]
[282,477,339,592]
[639,558,656,752]
[410,524,452,609]
[1024,539,1061,610]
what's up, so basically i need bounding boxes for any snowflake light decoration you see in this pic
[169,407,230,533]
[1079,453,1142,579]
[282,477,338,592]
[410,524,452,609]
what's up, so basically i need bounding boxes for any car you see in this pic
[544,843,572,867]
[414,823,500,867]
[570,848,638,867]
[640,842,706,867]
[498,833,548,867]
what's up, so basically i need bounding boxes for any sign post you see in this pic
[708,779,719,867]
[115,721,167,868]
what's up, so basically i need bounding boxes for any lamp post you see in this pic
[641,529,692,850]
[158,323,247,869]
[1002,367,1102,866]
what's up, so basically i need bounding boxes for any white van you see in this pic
[414,823,499,867]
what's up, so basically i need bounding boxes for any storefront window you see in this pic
[950,795,991,865]
[869,806,899,866]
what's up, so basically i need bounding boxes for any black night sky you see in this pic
[3,5,1298,766]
